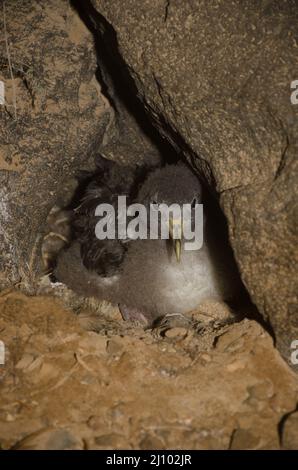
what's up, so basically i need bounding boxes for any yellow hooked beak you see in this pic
[168,216,183,262]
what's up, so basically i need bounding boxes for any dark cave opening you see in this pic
[38,0,271,337]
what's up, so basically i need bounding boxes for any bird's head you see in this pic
[137,164,203,261]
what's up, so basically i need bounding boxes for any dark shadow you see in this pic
[68,0,271,337]
[278,402,298,448]
[71,0,181,164]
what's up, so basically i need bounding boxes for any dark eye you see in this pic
[191,197,198,208]
[150,199,158,209]
[151,200,159,210]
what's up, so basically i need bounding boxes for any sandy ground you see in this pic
[0,289,297,450]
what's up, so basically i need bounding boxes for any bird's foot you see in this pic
[152,312,195,337]
[118,304,152,327]
[152,311,216,339]
[190,301,237,332]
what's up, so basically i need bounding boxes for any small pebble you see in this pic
[201,353,212,362]
[164,327,188,339]
[226,360,245,372]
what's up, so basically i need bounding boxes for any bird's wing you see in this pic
[73,156,151,276]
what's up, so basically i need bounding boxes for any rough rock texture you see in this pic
[0,0,114,286]
[89,0,298,365]
[0,0,164,289]
[0,290,297,450]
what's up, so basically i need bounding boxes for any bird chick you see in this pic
[55,162,241,327]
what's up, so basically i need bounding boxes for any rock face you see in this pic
[0,0,163,289]
[89,0,298,365]
[0,0,113,287]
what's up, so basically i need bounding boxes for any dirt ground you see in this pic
[0,288,297,450]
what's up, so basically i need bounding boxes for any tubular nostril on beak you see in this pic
[168,218,183,238]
